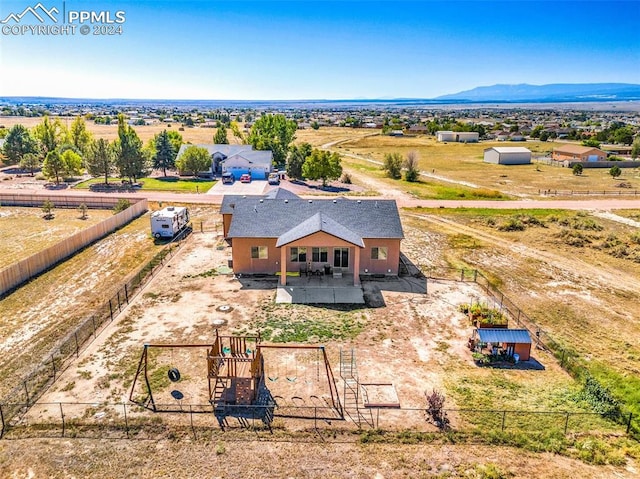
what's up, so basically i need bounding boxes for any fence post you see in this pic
[627,413,633,434]
[0,403,5,439]
[109,300,113,321]
[75,332,80,357]
[60,403,65,437]
[460,269,464,282]
[125,284,129,304]
[92,316,97,338]
[473,269,477,282]
[190,405,195,440]
[123,403,129,439]
[117,292,121,312]
[51,354,56,380]
[24,381,29,405]
[564,412,570,434]
[501,410,506,431]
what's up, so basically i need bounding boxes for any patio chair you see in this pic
[299,263,309,276]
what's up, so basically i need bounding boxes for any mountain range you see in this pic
[435,83,640,102]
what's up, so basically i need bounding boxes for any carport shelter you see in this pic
[474,328,532,361]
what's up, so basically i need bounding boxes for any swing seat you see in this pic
[286,376,297,382]
[268,376,278,382]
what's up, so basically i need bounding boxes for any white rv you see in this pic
[150,206,190,239]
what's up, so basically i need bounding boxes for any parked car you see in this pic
[221,172,234,184]
[268,172,280,185]
[240,174,252,183]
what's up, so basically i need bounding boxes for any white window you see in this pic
[312,247,328,262]
[371,247,388,260]
[251,246,268,259]
[290,247,307,262]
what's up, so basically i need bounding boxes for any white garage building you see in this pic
[436,131,479,143]
[483,147,532,165]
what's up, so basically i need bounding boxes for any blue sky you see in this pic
[0,0,638,99]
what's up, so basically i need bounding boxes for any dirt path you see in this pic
[407,212,640,295]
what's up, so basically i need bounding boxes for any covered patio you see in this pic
[275,272,365,304]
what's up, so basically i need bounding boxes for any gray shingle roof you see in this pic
[220,188,300,214]
[175,144,273,167]
[227,198,404,241]
[276,212,365,247]
[477,329,532,344]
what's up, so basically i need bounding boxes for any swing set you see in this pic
[129,331,342,417]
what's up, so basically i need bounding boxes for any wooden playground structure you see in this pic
[129,331,343,421]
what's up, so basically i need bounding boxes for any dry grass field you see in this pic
[0,116,244,145]
[8,207,636,477]
[0,212,164,396]
[297,128,640,197]
[0,206,113,269]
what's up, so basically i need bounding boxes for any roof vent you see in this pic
[284,199,288,203]
[333,199,337,203]
[357,200,361,204]
[259,199,264,203]
[308,200,313,203]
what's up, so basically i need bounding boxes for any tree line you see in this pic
[1,112,346,187]
[0,114,184,184]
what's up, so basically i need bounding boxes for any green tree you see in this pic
[539,131,550,142]
[230,121,245,142]
[2,124,37,165]
[286,142,312,179]
[78,203,88,220]
[213,124,229,144]
[631,137,640,160]
[383,152,403,179]
[20,152,41,176]
[582,138,601,148]
[302,149,342,187]
[404,151,420,182]
[86,138,114,184]
[33,116,63,155]
[166,130,183,153]
[68,116,93,154]
[530,126,544,138]
[247,114,297,168]
[61,149,83,177]
[42,150,65,184]
[311,121,320,130]
[113,198,131,214]
[175,145,212,176]
[153,130,176,176]
[612,126,634,145]
[572,163,583,176]
[115,114,148,182]
[41,199,55,219]
[609,165,622,179]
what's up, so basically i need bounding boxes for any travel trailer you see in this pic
[150,206,190,239]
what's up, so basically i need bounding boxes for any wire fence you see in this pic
[538,189,640,196]
[419,266,640,439]
[0,226,193,425]
[0,401,630,440]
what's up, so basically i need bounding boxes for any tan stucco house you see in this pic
[221,189,404,286]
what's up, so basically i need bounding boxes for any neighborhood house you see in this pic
[436,131,479,143]
[221,190,404,286]
[552,145,607,163]
[175,144,274,180]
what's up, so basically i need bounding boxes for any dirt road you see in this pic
[1,186,639,211]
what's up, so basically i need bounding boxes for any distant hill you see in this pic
[435,83,640,102]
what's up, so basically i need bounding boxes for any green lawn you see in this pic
[75,177,216,193]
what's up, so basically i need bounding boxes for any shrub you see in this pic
[425,389,450,430]
[578,374,621,420]
[383,152,403,179]
[113,198,131,214]
[557,229,592,247]
[41,199,55,219]
[341,172,352,184]
[497,218,525,231]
